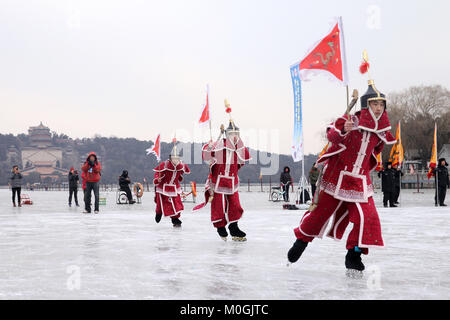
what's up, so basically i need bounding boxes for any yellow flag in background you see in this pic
[318,143,329,159]
[376,152,383,171]
[427,123,437,179]
[389,122,404,167]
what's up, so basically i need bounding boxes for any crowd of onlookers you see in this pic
[7,151,138,213]
[7,157,450,209]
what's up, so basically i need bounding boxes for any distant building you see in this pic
[21,122,68,181]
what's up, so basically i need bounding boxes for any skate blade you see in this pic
[346,269,364,279]
[232,236,247,242]
[173,225,182,228]
[220,237,228,242]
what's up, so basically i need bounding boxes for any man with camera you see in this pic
[81,152,102,214]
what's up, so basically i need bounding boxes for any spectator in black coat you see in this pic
[280,166,293,202]
[434,158,449,206]
[393,165,404,204]
[378,162,397,208]
[119,170,135,204]
[68,167,79,207]
[9,165,23,207]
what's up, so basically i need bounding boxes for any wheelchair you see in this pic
[116,188,131,204]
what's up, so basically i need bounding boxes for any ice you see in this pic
[0,188,449,299]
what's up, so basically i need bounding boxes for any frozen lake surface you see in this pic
[0,188,449,299]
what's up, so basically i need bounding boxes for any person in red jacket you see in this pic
[81,152,102,214]
[287,78,396,276]
[81,171,87,193]
[153,140,190,227]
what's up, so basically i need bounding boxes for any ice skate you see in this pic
[217,227,228,241]
[155,213,162,223]
[228,222,247,242]
[94,210,99,214]
[345,247,365,278]
[287,239,308,263]
[171,217,182,228]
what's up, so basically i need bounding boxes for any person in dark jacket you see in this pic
[9,165,23,207]
[119,170,135,204]
[434,158,449,206]
[81,152,102,214]
[309,163,320,198]
[393,165,404,204]
[68,167,80,207]
[378,161,397,207]
[280,166,293,202]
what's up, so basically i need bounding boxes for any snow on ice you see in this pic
[0,188,449,299]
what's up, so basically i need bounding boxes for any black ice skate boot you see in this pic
[155,213,162,223]
[287,239,308,263]
[217,227,228,241]
[345,247,365,278]
[228,222,247,242]
[171,217,182,228]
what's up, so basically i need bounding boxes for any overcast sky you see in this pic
[0,0,449,155]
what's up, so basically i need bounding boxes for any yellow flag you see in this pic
[318,142,329,158]
[389,122,404,167]
[427,123,437,179]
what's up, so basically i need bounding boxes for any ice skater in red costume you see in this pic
[153,139,190,227]
[287,63,396,275]
[198,100,251,241]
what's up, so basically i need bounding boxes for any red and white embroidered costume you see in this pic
[201,137,251,228]
[294,107,396,254]
[153,160,190,218]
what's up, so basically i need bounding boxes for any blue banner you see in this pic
[290,64,303,162]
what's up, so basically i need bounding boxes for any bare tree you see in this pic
[387,85,450,164]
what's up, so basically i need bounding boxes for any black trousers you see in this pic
[393,186,400,203]
[12,187,21,204]
[120,186,133,201]
[282,183,290,202]
[435,186,447,205]
[84,182,100,212]
[383,191,395,207]
[69,187,79,205]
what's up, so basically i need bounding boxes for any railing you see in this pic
[1,172,437,192]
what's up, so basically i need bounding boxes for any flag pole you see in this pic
[399,121,402,206]
[209,118,212,142]
[346,85,349,116]
[435,123,439,206]
[207,84,212,141]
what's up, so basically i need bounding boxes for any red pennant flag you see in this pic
[199,86,210,127]
[298,17,348,85]
[146,134,161,162]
